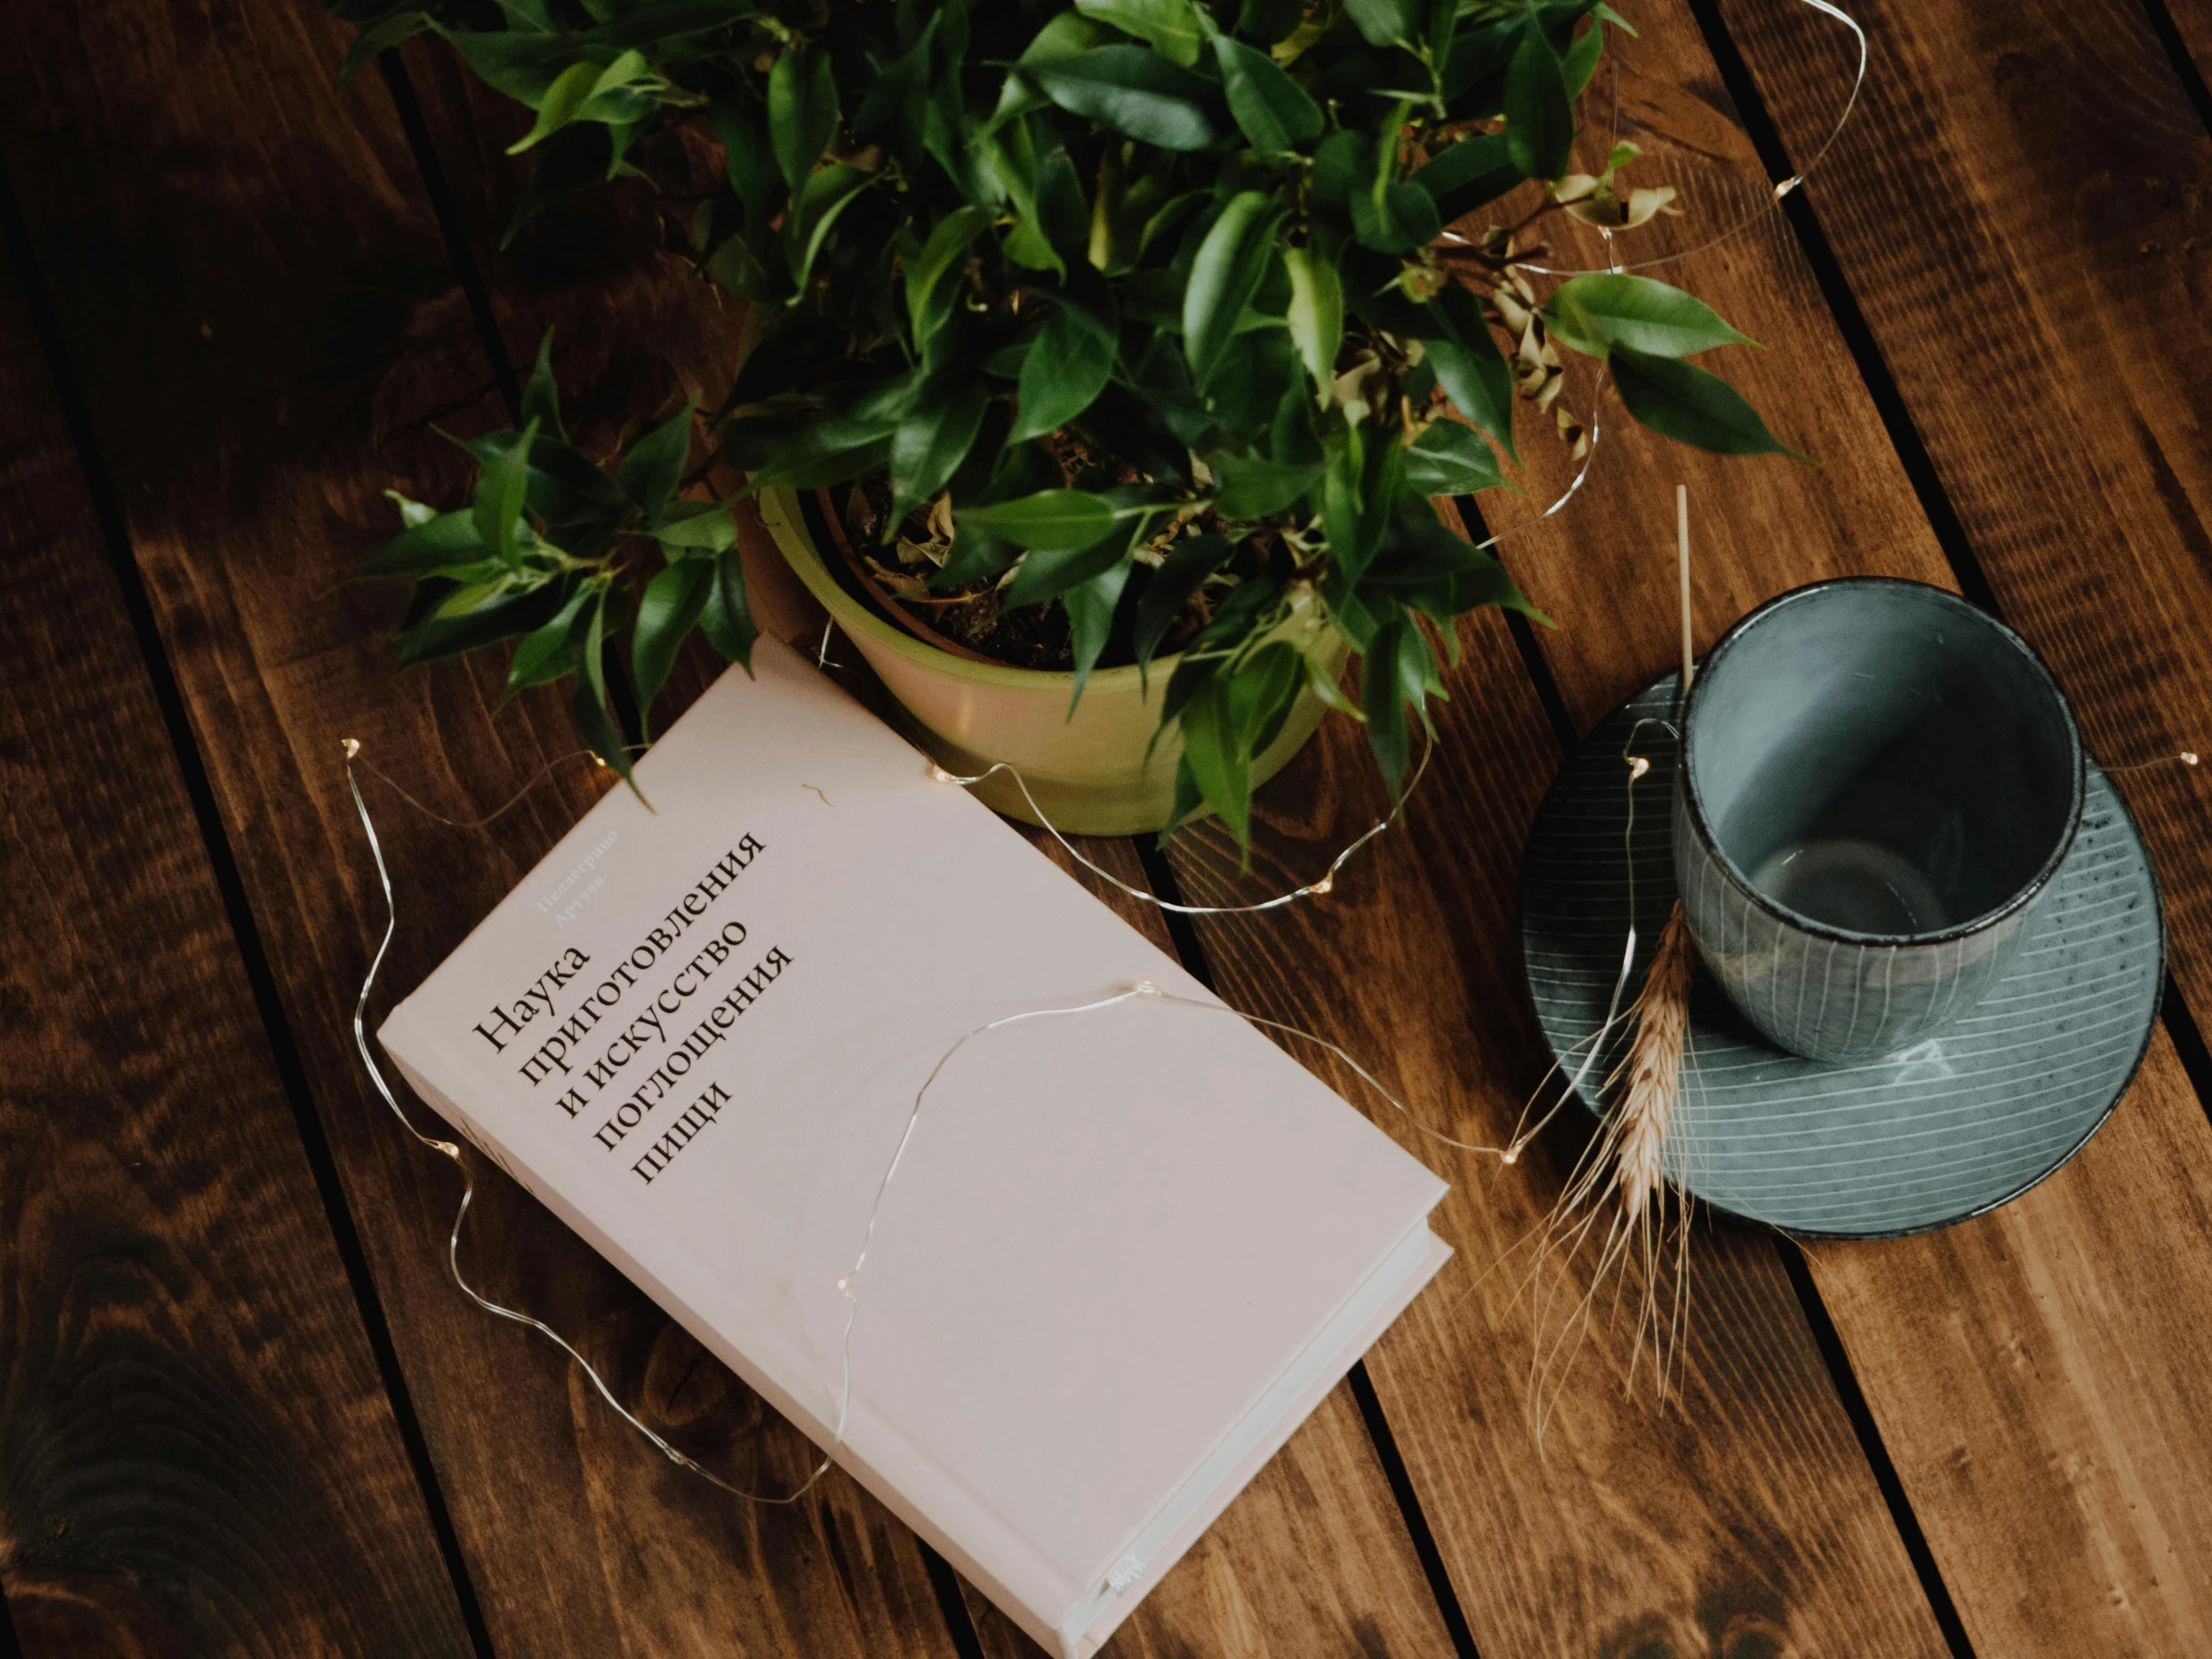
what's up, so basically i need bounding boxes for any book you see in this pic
[378,636,1450,1657]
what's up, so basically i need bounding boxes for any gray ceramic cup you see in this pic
[1673,579,2084,1063]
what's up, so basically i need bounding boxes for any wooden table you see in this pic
[7,0,2212,1653]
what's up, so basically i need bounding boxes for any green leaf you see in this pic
[386,489,438,530]
[932,527,1022,588]
[506,51,656,156]
[1363,512,1544,618]
[652,500,738,552]
[1030,48,1220,152]
[1562,16,1604,98]
[1403,420,1506,495]
[742,413,897,490]
[906,206,992,346]
[1003,528,1137,606]
[1321,427,1370,584]
[1211,34,1322,150]
[1209,451,1322,519]
[1174,641,1303,849]
[770,44,839,190]
[1352,180,1441,256]
[1063,553,1136,708]
[1409,132,1519,223]
[340,11,432,82]
[1343,0,1412,49]
[1503,20,1574,182]
[585,0,759,52]
[784,165,873,292]
[1311,129,1368,209]
[1074,0,1204,66]
[1282,245,1344,393]
[1184,191,1281,386]
[433,576,516,620]
[1134,533,1232,666]
[958,488,1117,552]
[1544,275,1758,358]
[1422,333,1516,459]
[619,399,696,518]
[519,330,566,442]
[570,674,642,798]
[698,547,758,668]
[891,375,992,517]
[632,560,711,720]
[1610,346,1802,457]
[506,59,601,156]
[472,416,539,568]
[987,12,1107,131]
[503,584,589,698]
[443,29,572,104]
[1361,613,1426,795]
[1012,304,1116,443]
[1177,675,1252,845]
[1303,640,1364,718]
[397,576,568,666]
[364,509,485,577]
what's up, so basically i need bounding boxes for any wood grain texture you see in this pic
[1687,0,2212,1649]
[0,3,962,1655]
[0,177,473,1655]
[1174,0,2212,1650]
[1162,638,1948,1659]
[399,51,1463,1658]
[1715,0,2212,1021]
[2170,0,2212,91]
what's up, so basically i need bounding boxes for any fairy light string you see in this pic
[331,0,1892,1497]
[1512,0,1872,279]
[341,735,1503,1508]
[923,741,1431,916]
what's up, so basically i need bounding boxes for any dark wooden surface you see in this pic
[3,0,2210,1655]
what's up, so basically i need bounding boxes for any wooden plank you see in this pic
[2146,1,2212,116]
[398,47,1465,1656]
[1168,0,2212,1652]
[1164,637,1950,1658]
[1678,0,2212,1649]
[1119,16,1968,1657]
[0,4,964,1655]
[1717,0,2212,1019]
[0,186,473,1655]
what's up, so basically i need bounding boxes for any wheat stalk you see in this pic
[1520,899,1698,1440]
[1615,903,1691,1227]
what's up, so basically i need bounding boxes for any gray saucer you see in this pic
[1518,677,2163,1239]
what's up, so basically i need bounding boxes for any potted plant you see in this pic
[334,0,1789,840]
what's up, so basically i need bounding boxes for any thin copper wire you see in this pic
[343,740,835,1505]
[1509,0,1871,278]
[341,738,1487,1511]
[926,738,1434,916]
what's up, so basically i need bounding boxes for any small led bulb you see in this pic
[341,737,361,760]
[1312,874,1335,896]
[928,763,958,784]
[1131,979,1162,996]
[1628,756,1651,784]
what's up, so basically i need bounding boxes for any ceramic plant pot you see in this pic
[751,485,1345,836]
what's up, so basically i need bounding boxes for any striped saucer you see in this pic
[1518,677,2163,1239]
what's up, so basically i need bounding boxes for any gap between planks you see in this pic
[0,124,501,1659]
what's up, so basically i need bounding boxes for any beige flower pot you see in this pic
[745,486,1344,836]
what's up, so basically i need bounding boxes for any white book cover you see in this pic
[378,636,1449,1655]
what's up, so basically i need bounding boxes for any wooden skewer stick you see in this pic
[1677,483,1694,692]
